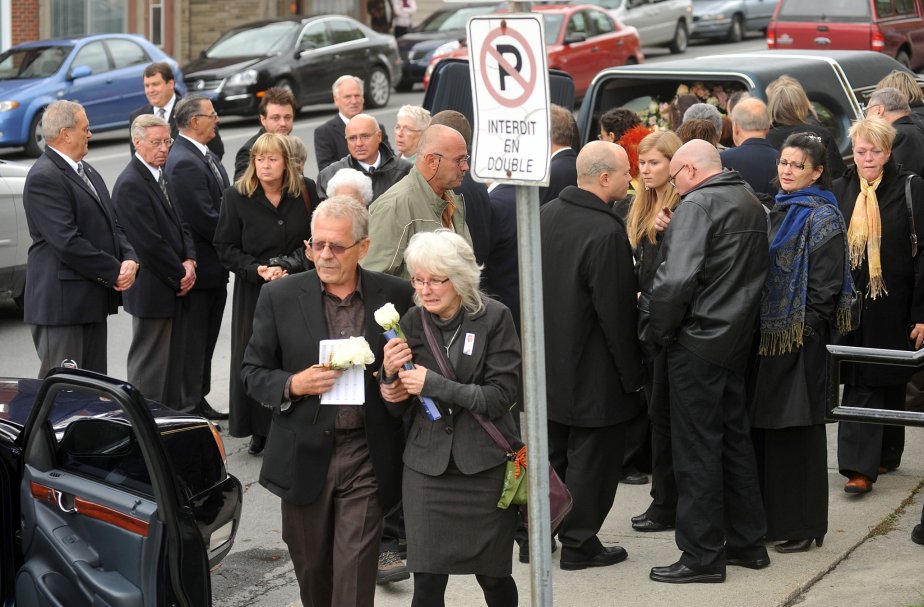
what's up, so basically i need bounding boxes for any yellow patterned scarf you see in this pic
[847,172,887,299]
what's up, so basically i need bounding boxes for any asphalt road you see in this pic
[0,34,769,605]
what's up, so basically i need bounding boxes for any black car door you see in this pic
[13,370,210,607]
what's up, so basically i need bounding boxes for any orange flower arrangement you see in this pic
[617,124,653,179]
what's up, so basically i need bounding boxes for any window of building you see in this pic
[150,0,164,47]
[51,0,128,38]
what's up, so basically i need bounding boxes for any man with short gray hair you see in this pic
[720,97,779,200]
[866,86,924,176]
[314,75,391,171]
[23,100,139,376]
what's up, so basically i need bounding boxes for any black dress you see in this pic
[214,185,312,438]
[750,201,846,541]
[833,160,924,480]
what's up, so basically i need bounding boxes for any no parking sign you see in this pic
[467,15,551,185]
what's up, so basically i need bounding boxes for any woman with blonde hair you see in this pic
[627,129,683,533]
[215,132,311,454]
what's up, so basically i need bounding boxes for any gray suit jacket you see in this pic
[395,298,521,476]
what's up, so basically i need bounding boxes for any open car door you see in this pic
[13,369,210,607]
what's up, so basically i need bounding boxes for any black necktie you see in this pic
[158,171,173,208]
[77,162,99,200]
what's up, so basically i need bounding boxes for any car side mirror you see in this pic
[69,65,92,80]
[564,32,588,44]
[58,418,134,458]
[296,41,318,56]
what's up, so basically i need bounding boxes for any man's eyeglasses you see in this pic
[307,238,362,256]
[395,125,421,134]
[146,138,174,148]
[411,277,452,289]
[346,133,376,144]
[864,104,883,116]
[776,159,810,171]
[433,153,470,168]
[669,165,687,188]
[194,112,218,120]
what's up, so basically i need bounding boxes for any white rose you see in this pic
[374,303,400,329]
[330,337,375,370]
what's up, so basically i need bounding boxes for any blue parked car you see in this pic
[0,34,186,157]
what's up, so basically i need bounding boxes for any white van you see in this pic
[595,0,693,53]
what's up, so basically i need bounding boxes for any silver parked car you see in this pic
[596,0,693,53]
[0,159,28,308]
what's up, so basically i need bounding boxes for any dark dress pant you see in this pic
[837,384,906,480]
[31,322,107,378]
[127,315,174,405]
[281,429,382,607]
[548,419,625,559]
[170,287,227,413]
[644,348,677,525]
[668,343,767,572]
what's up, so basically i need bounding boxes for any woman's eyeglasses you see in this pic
[776,159,810,171]
[410,277,451,289]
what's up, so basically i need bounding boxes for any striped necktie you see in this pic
[158,171,173,208]
[76,162,99,200]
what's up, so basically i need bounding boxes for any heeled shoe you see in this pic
[774,536,824,553]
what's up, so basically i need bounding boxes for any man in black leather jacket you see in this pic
[648,139,770,584]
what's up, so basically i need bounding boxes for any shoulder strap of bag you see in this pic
[905,174,918,259]
[418,307,514,454]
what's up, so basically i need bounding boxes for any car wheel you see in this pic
[897,49,912,68]
[668,21,688,54]
[365,66,391,108]
[725,15,744,43]
[24,109,45,158]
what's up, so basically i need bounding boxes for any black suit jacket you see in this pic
[23,149,136,326]
[242,268,415,508]
[129,93,224,159]
[540,148,577,205]
[165,136,230,289]
[314,115,392,172]
[454,172,492,265]
[484,184,519,333]
[233,128,263,182]
[719,137,780,199]
[112,156,195,318]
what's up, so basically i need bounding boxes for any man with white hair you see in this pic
[865,86,924,176]
[327,167,374,206]
[314,75,391,171]
[649,139,770,583]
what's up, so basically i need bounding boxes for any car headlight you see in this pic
[226,69,258,87]
[431,40,461,59]
[0,101,20,112]
[697,14,726,21]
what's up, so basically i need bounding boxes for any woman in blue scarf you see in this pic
[750,132,855,554]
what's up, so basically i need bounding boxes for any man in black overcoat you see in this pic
[314,75,390,172]
[113,114,196,406]
[541,104,578,205]
[241,196,414,607]
[540,140,647,571]
[23,100,139,377]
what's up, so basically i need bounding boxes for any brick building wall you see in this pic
[12,0,38,45]
[183,0,278,62]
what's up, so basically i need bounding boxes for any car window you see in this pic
[895,0,916,14]
[567,12,590,37]
[544,14,566,44]
[206,21,301,58]
[587,9,615,36]
[72,41,110,75]
[106,39,150,69]
[775,0,871,21]
[329,19,365,44]
[419,5,501,31]
[875,0,893,15]
[300,21,330,48]
[0,46,71,80]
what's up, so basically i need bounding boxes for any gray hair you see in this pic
[730,98,770,132]
[396,104,431,131]
[41,100,84,142]
[130,114,169,143]
[326,168,373,205]
[287,135,308,167]
[683,103,723,135]
[332,75,364,98]
[174,94,210,129]
[404,230,484,315]
[311,195,369,242]
[870,86,911,113]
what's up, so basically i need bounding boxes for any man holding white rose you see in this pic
[241,196,414,607]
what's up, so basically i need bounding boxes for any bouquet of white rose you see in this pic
[327,336,375,370]
[375,303,442,421]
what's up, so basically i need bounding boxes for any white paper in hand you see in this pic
[319,339,366,405]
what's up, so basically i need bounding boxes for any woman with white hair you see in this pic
[380,230,520,606]
[326,167,374,206]
[394,105,431,161]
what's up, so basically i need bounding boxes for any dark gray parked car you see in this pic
[0,159,29,308]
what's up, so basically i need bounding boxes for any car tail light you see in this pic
[208,421,227,465]
[871,29,884,51]
[767,29,776,48]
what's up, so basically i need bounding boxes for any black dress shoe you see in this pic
[912,524,924,545]
[197,401,229,421]
[650,562,725,584]
[621,471,650,485]
[726,553,771,569]
[248,434,266,455]
[632,516,674,532]
[560,545,627,570]
[631,512,648,524]
[518,537,558,563]
[774,536,823,553]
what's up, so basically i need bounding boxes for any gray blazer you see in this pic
[394,298,521,476]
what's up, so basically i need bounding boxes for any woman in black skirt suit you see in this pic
[751,132,855,553]
[380,230,520,607]
[214,132,312,454]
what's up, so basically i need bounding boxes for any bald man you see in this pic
[720,97,779,201]
[317,113,410,202]
[363,124,473,277]
[540,141,646,571]
[648,140,770,583]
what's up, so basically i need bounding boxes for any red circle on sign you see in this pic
[479,25,538,108]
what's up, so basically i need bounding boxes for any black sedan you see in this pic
[0,369,242,606]
[183,15,402,115]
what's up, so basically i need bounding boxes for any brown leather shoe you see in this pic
[844,474,872,494]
